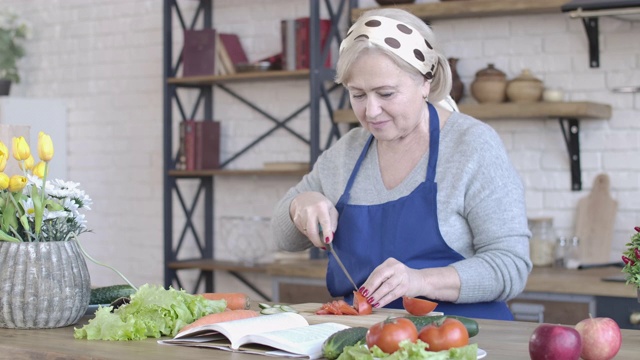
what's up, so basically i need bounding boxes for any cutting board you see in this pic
[291,303,443,327]
[574,173,618,264]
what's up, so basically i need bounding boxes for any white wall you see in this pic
[3,0,639,298]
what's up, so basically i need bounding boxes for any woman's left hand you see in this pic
[359,258,423,308]
[360,258,461,308]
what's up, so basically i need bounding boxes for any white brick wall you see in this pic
[3,0,640,297]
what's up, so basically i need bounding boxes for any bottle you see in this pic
[554,236,567,268]
[528,217,555,267]
[565,236,581,269]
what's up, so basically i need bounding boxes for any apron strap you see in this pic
[426,102,439,182]
[338,134,374,205]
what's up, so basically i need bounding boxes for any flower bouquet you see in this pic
[621,226,640,302]
[0,132,91,243]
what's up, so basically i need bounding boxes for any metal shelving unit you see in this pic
[162,0,352,295]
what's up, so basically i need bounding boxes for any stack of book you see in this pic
[182,29,249,77]
[176,120,221,171]
[280,17,332,71]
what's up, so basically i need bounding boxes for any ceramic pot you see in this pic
[448,58,464,103]
[0,79,11,96]
[0,241,91,329]
[506,69,543,102]
[470,63,507,103]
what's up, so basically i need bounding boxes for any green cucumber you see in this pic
[403,315,480,337]
[89,284,136,305]
[322,326,368,360]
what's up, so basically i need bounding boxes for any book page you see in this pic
[167,312,309,348]
[238,322,349,359]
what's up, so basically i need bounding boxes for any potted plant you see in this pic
[0,8,31,95]
[0,132,94,329]
[621,226,640,302]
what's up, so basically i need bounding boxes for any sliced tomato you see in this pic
[402,296,438,316]
[354,291,372,315]
[338,301,359,315]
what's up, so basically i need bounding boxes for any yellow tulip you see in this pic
[32,162,46,179]
[0,173,9,190]
[20,155,35,171]
[37,132,54,162]
[12,137,31,161]
[8,175,27,192]
[0,141,8,172]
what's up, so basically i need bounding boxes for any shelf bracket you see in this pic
[582,17,600,68]
[559,118,581,191]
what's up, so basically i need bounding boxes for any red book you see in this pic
[182,29,217,77]
[194,121,221,170]
[181,120,197,171]
[218,33,249,67]
[294,17,331,70]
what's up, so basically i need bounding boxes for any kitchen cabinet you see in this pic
[162,0,351,294]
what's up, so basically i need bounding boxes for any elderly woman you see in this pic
[271,8,531,320]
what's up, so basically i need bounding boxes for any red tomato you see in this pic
[366,318,418,354]
[418,318,469,352]
[402,296,438,316]
[354,291,372,315]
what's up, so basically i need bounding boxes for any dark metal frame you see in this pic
[163,0,352,294]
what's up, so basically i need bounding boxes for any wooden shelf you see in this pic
[168,69,310,86]
[333,101,612,123]
[168,259,268,273]
[168,168,308,178]
[352,0,567,21]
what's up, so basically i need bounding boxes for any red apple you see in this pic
[529,324,582,360]
[575,317,622,360]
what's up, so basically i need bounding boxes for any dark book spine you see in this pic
[195,121,221,170]
[182,29,217,77]
[183,120,196,171]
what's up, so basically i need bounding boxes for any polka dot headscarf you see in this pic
[340,16,438,79]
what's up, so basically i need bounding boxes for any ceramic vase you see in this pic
[470,63,507,103]
[0,79,11,96]
[448,58,464,103]
[506,69,543,102]
[0,240,91,329]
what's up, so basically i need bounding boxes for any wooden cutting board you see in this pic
[291,303,443,327]
[574,173,618,265]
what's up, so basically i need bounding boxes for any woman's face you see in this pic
[345,52,430,142]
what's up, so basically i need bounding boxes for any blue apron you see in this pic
[326,102,513,320]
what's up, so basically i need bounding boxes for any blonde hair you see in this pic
[335,8,452,103]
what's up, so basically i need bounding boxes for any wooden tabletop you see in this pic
[1,303,639,359]
[267,260,637,298]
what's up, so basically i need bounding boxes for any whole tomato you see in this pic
[418,318,469,352]
[366,318,418,354]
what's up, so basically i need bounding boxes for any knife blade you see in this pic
[327,242,359,292]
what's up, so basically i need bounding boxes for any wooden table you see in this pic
[267,260,640,327]
[2,303,639,359]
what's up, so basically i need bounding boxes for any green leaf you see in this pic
[0,228,20,242]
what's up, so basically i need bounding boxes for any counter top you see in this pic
[2,303,639,359]
[267,259,637,298]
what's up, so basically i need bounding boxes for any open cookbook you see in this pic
[159,312,350,359]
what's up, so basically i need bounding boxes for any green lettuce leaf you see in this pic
[339,340,478,360]
[74,284,226,341]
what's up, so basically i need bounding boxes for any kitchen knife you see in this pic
[326,242,359,292]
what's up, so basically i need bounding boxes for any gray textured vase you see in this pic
[0,240,91,329]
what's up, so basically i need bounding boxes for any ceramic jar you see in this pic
[470,63,507,104]
[0,241,91,329]
[448,58,464,103]
[506,69,543,102]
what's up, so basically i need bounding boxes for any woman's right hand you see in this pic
[289,191,338,248]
